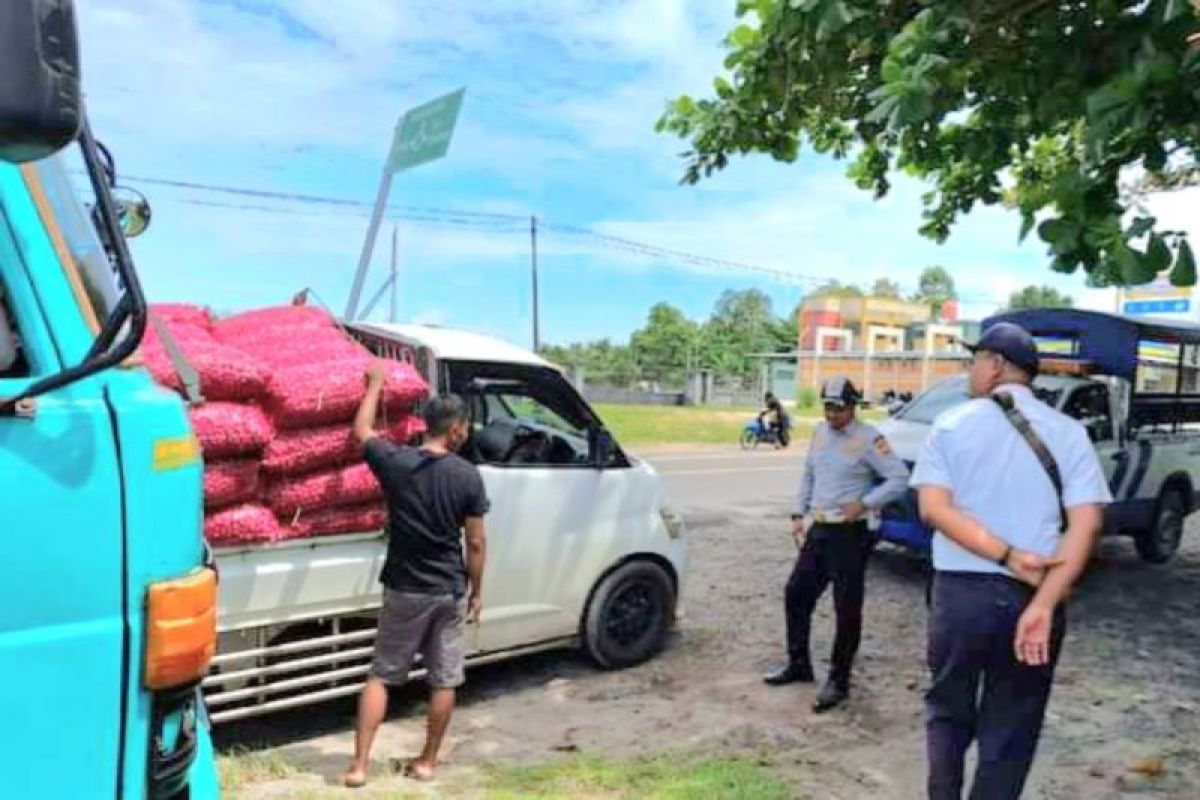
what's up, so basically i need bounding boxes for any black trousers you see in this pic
[785,521,872,686]
[926,571,1066,800]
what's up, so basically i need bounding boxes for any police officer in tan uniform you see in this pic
[764,377,909,712]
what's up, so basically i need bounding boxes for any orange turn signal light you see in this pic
[144,568,217,691]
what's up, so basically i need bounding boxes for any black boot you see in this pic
[763,662,815,686]
[813,679,849,712]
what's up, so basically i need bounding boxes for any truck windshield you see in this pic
[27,147,125,327]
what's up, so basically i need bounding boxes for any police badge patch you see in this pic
[873,435,893,456]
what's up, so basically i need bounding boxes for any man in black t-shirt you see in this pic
[344,365,488,788]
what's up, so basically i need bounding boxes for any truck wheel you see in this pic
[583,561,675,669]
[1135,489,1186,564]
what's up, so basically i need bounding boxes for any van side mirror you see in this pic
[589,426,615,468]
[0,0,82,163]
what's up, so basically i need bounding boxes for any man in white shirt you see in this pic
[911,322,1111,800]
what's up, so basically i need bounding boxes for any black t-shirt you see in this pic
[364,439,490,596]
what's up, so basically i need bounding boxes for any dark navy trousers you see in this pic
[926,571,1066,800]
[785,522,872,686]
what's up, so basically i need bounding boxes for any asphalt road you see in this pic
[638,446,804,512]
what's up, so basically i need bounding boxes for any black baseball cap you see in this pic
[821,376,861,407]
[964,321,1040,376]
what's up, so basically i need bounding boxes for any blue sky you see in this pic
[76,0,1144,349]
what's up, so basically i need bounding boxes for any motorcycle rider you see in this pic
[759,392,790,446]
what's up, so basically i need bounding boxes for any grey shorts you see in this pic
[370,589,466,689]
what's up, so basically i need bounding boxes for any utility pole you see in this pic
[345,166,394,320]
[389,226,399,323]
[531,215,541,352]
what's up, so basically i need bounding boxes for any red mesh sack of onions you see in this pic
[265,360,426,430]
[213,305,335,342]
[232,333,367,369]
[143,320,213,350]
[393,414,427,444]
[266,463,382,517]
[141,335,270,402]
[188,403,274,459]
[149,303,212,330]
[289,503,387,538]
[203,459,261,510]
[203,504,282,546]
[262,414,424,476]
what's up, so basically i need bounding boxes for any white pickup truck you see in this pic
[878,308,1200,565]
[203,323,687,724]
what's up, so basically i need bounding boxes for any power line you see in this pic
[121,171,1007,303]
[179,198,527,231]
[124,174,526,222]
[121,174,835,285]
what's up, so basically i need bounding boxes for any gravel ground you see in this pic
[218,497,1200,798]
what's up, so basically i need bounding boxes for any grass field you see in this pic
[477,753,794,800]
[217,750,795,799]
[593,403,883,448]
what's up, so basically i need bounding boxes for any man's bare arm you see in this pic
[1014,504,1102,665]
[464,516,487,623]
[354,363,387,445]
[1031,504,1102,608]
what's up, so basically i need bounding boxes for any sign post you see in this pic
[344,88,465,320]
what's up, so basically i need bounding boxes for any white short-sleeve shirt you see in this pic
[910,383,1112,574]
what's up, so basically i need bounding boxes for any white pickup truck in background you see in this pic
[877,308,1200,566]
[204,323,687,724]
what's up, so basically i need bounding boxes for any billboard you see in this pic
[1121,272,1195,319]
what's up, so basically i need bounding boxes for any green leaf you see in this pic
[864,94,901,126]
[1116,243,1158,285]
[1019,213,1035,243]
[1164,0,1190,21]
[1170,239,1197,287]
[1038,218,1073,244]
[1085,82,1134,123]
[817,0,859,40]
[1051,255,1079,274]
[1147,233,1172,273]
[729,24,757,48]
[714,76,733,98]
[1127,216,1156,239]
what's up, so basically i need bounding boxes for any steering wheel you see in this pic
[501,423,551,463]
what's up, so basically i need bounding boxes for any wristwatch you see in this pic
[997,545,1012,567]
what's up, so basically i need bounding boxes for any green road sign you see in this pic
[387,88,465,174]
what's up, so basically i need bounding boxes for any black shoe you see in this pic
[763,662,815,686]
[812,680,849,712]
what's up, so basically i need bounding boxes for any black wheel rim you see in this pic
[604,580,661,648]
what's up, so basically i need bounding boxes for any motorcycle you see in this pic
[741,414,791,450]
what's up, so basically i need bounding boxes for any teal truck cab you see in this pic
[0,3,219,798]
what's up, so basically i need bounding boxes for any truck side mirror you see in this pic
[589,426,615,468]
[0,0,82,163]
[112,186,152,238]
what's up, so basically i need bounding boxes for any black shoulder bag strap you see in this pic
[992,392,1067,532]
